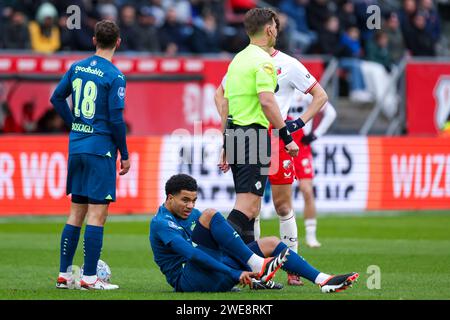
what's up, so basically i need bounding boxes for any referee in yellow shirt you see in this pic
[218,8,300,243]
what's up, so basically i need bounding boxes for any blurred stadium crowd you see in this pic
[1,0,449,57]
[0,0,449,134]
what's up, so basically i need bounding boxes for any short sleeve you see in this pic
[53,65,73,99]
[290,61,317,94]
[155,219,181,245]
[222,74,228,99]
[108,74,126,110]
[221,75,227,89]
[255,61,277,94]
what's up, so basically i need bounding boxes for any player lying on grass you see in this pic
[149,174,359,293]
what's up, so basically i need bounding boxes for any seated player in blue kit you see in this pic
[150,174,359,293]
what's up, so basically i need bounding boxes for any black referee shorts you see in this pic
[224,123,271,197]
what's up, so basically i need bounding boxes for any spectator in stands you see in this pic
[352,0,380,42]
[318,16,371,103]
[22,101,37,133]
[366,30,393,71]
[404,11,436,56]
[190,12,222,54]
[361,30,399,118]
[279,0,317,54]
[398,0,417,35]
[2,8,31,49]
[307,0,334,33]
[0,102,22,133]
[119,4,141,51]
[159,7,192,55]
[137,6,161,52]
[97,3,119,22]
[420,0,441,42]
[383,11,406,64]
[29,2,60,53]
[36,108,67,133]
[340,26,363,58]
[143,0,166,28]
[337,0,358,31]
[275,12,296,54]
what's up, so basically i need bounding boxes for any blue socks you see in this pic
[210,212,254,265]
[83,225,104,276]
[272,242,320,283]
[59,224,81,273]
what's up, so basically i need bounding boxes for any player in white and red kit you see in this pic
[215,48,329,286]
[286,90,337,250]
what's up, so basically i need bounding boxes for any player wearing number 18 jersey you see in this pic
[50,20,130,290]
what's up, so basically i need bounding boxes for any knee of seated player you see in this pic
[257,236,281,257]
[199,208,217,228]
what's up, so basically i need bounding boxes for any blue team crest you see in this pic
[90,60,97,67]
[168,220,179,230]
[117,87,125,99]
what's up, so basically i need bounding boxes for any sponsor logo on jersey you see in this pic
[90,60,97,67]
[262,63,274,75]
[282,160,292,169]
[71,122,94,133]
[74,65,104,77]
[168,220,179,230]
[118,87,125,99]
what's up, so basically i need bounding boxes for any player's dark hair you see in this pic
[244,8,279,37]
[94,20,120,49]
[165,174,198,197]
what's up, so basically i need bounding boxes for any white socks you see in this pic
[247,254,264,273]
[314,272,331,284]
[82,275,97,283]
[279,210,298,253]
[305,218,318,242]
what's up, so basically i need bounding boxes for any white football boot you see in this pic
[80,277,119,290]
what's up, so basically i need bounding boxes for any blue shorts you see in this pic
[175,223,261,292]
[67,153,116,203]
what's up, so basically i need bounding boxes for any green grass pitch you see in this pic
[1,212,449,300]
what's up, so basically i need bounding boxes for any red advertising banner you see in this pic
[0,136,162,215]
[406,61,450,136]
[367,137,450,210]
[1,135,449,215]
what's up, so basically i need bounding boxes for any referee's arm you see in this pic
[214,84,229,132]
[258,91,286,129]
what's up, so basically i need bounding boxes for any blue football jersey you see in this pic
[53,55,126,157]
[149,205,201,289]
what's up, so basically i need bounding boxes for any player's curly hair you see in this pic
[165,174,198,197]
[244,7,279,37]
[94,20,120,49]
